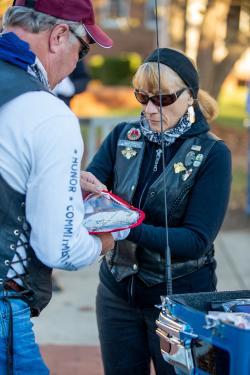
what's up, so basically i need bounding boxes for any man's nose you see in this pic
[145,99,158,114]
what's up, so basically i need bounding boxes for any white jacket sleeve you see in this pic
[26,114,101,270]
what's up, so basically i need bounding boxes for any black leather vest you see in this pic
[105,121,218,286]
[0,59,52,314]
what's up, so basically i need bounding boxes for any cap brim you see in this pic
[84,24,113,48]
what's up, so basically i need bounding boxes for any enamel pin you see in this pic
[185,151,196,167]
[193,153,204,167]
[174,162,193,181]
[122,147,137,159]
[191,145,201,152]
[174,162,186,174]
[182,168,193,181]
[127,128,141,141]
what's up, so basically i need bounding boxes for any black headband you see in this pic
[144,48,199,99]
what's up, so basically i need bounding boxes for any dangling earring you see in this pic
[187,105,195,124]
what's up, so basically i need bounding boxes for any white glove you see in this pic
[112,229,130,241]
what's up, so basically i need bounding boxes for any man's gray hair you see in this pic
[3,6,86,38]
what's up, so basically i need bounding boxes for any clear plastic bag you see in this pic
[83,191,145,234]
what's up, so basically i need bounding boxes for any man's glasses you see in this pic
[69,28,90,61]
[134,88,187,107]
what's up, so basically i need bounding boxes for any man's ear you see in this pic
[49,24,70,54]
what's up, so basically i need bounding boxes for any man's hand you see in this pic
[81,171,107,193]
[96,233,115,255]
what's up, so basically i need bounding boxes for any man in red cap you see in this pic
[13,0,113,48]
[0,1,114,373]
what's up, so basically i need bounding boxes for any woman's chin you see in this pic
[148,120,161,131]
[149,120,171,132]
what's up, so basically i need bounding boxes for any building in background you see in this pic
[90,0,158,57]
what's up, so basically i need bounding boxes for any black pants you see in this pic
[96,261,217,375]
[96,282,176,375]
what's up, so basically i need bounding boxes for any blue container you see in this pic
[156,290,250,374]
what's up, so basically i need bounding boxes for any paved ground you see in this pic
[33,230,250,374]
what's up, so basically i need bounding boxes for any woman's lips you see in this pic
[148,118,160,123]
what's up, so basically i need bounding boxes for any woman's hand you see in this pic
[96,232,115,255]
[81,171,107,194]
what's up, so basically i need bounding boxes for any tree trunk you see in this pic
[163,0,249,97]
[169,0,187,51]
[210,47,246,98]
[197,0,229,96]
[197,0,249,98]
[211,3,248,98]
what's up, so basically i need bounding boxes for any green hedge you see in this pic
[89,53,142,86]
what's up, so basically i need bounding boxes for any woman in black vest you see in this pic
[84,48,232,375]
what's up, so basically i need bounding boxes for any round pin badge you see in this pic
[193,153,204,167]
[185,151,196,167]
[127,127,141,141]
[196,153,204,162]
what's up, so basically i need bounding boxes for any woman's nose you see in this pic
[144,99,158,114]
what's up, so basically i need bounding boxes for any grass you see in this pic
[216,85,248,210]
[216,86,248,131]
[231,167,248,209]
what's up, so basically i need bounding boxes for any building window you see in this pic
[100,0,131,29]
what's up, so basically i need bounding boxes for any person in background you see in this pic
[53,60,91,107]
[82,48,232,375]
[0,0,116,373]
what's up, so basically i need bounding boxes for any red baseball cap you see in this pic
[13,0,113,48]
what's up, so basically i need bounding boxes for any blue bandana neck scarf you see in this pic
[140,111,192,146]
[0,32,50,90]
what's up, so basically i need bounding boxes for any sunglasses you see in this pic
[69,28,90,61]
[134,88,187,107]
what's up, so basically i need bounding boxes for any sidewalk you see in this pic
[216,230,250,290]
[34,230,250,374]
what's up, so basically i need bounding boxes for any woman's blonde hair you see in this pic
[132,62,218,122]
